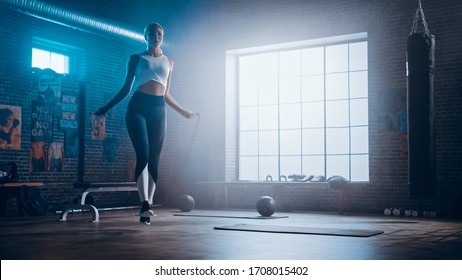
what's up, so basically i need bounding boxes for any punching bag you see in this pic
[407,1,436,199]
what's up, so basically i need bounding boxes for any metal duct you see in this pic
[0,0,145,43]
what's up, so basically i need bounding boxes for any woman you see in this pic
[96,22,194,225]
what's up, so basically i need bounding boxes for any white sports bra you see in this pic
[134,52,171,89]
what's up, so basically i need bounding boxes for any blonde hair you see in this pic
[144,22,163,40]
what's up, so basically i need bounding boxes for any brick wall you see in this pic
[0,2,141,208]
[1,0,461,216]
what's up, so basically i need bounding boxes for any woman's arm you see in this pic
[165,90,195,118]
[96,54,139,115]
[164,59,195,118]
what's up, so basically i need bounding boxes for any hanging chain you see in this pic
[410,0,430,35]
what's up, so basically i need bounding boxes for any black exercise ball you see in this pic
[256,196,276,217]
[179,194,195,212]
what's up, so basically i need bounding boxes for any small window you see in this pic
[32,48,69,74]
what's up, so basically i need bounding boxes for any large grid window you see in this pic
[238,40,368,182]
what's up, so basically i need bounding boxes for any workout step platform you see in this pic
[59,181,137,222]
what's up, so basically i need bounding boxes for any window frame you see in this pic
[31,37,77,75]
[227,33,369,183]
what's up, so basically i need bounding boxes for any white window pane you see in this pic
[32,48,69,74]
[280,156,301,176]
[326,155,349,179]
[302,101,324,128]
[351,154,369,181]
[326,128,349,154]
[280,103,301,129]
[240,156,258,181]
[350,98,368,126]
[239,81,258,106]
[63,56,69,73]
[326,73,348,100]
[302,75,324,102]
[351,126,369,154]
[349,41,368,71]
[326,100,349,127]
[302,155,325,176]
[350,71,368,98]
[326,44,348,73]
[302,128,324,154]
[239,55,258,81]
[259,130,278,155]
[258,78,278,105]
[259,156,278,181]
[279,77,300,104]
[258,52,278,78]
[32,48,50,69]
[239,106,258,130]
[280,129,301,155]
[259,105,278,130]
[239,131,258,156]
[50,53,68,74]
[279,49,301,78]
[302,47,324,75]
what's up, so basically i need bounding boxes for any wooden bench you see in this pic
[0,182,44,216]
[59,181,137,222]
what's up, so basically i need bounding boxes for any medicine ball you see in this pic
[178,194,195,212]
[327,175,349,190]
[256,196,276,217]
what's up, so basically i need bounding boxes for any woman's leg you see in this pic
[138,165,150,203]
[146,106,166,203]
[125,111,148,179]
[125,108,154,222]
[147,170,156,205]
[126,93,165,224]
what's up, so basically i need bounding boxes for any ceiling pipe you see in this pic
[0,0,145,43]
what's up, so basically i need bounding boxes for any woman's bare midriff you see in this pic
[137,80,166,96]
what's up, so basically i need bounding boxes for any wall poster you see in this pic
[0,105,21,150]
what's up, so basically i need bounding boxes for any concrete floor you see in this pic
[0,208,461,260]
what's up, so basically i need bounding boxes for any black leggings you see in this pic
[125,91,166,183]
